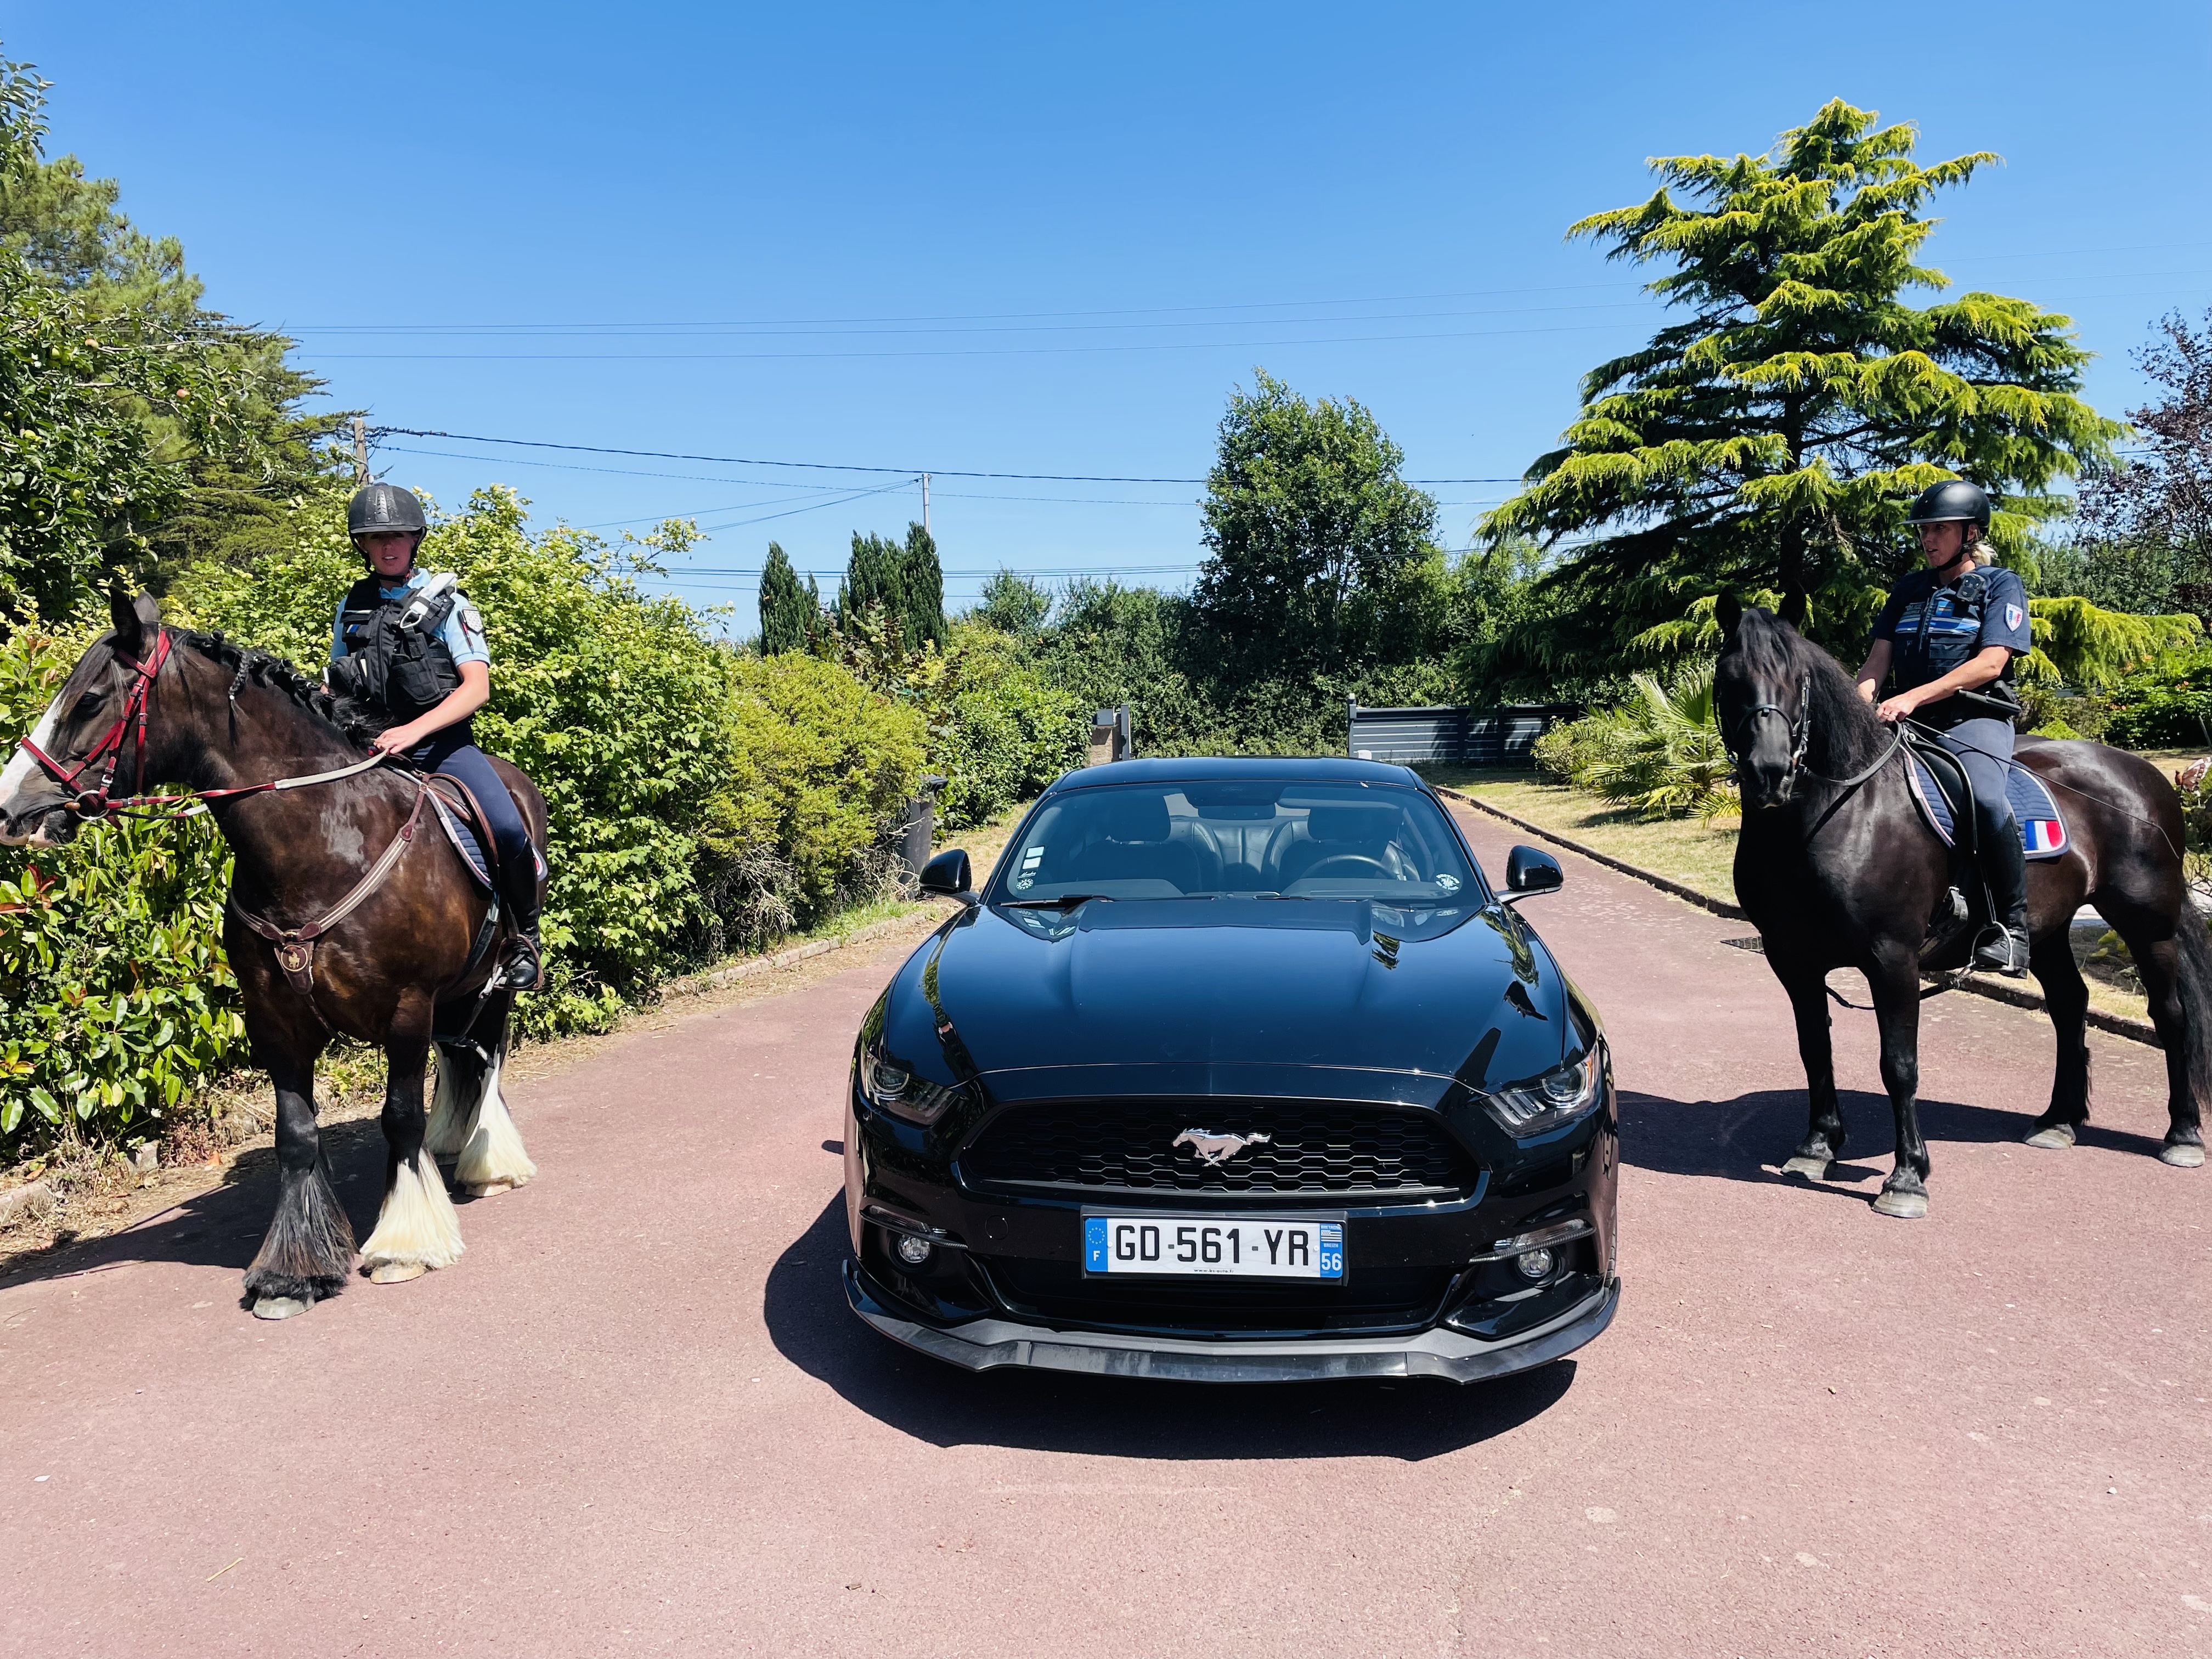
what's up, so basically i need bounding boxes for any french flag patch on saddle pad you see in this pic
[1907,755,2069,861]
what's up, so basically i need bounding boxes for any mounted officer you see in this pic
[1853,479,2034,977]
[327,483,543,990]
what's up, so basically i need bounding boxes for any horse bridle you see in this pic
[1722,670,1905,793]
[1722,673,1812,781]
[10,628,393,822]
[12,629,175,819]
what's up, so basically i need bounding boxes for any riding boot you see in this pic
[1972,822,2031,977]
[495,865,545,991]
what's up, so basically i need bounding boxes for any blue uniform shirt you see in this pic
[1871,562,2032,696]
[328,568,490,670]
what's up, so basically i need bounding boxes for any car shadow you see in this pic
[763,1193,1578,1462]
[1618,1085,2172,1184]
[0,1113,393,1295]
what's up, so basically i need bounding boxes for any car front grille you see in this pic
[958,1099,1477,1201]
[979,1257,1455,1338]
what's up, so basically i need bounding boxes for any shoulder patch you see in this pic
[459,605,486,640]
[2005,603,2024,630]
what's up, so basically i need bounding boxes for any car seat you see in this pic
[1059,792,1204,892]
[1276,804,1411,887]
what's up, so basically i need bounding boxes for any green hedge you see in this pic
[1,488,928,1152]
[2104,650,2212,751]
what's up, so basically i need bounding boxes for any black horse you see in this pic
[1714,598,2208,1217]
[0,592,546,1314]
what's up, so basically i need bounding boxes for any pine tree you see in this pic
[757,540,817,655]
[1481,99,2124,684]
[902,521,946,650]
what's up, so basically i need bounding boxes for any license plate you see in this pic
[1082,1214,1345,1280]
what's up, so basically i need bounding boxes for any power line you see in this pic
[370,426,1525,486]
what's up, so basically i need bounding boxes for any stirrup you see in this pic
[496,934,545,992]
[1972,924,2029,978]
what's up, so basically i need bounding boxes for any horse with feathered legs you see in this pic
[1714,597,2208,1218]
[0,592,545,1316]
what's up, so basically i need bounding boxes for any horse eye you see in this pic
[74,691,105,719]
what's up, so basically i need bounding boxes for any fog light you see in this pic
[894,1233,934,1267]
[1515,1247,1554,1280]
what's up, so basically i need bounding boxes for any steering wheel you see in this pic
[1300,854,1392,880]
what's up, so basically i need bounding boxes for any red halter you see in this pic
[13,629,176,819]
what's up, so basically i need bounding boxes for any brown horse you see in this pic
[0,591,546,1317]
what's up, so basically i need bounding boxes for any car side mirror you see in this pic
[1502,844,1564,904]
[918,848,977,906]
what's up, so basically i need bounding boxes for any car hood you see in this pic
[889,897,1578,1104]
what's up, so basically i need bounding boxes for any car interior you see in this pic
[1000,782,1476,902]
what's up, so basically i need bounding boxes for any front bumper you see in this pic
[844,1258,1620,1385]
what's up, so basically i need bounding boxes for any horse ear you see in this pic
[1714,592,1743,642]
[1779,589,1808,630]
[108,585,145,656]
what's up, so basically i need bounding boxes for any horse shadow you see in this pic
[761,1193,1576,1462]
[1618,1085,2172,1186]
[0,1111,398,1295]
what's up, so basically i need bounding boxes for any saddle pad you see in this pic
[1907,754,2070,860]
[424,779,549,895]
[427,790,496,892]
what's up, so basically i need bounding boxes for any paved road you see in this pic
[4,805,2208,1658]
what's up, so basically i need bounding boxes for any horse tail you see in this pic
[2172,896,2212,1125]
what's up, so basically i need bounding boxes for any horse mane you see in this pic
[172,629,393,748]
[1727,608,1887,778]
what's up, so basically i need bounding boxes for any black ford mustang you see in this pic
[842,757,1619,1383]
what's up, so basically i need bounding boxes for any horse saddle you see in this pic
[1905,744,2070,861]
[423,774,548,895]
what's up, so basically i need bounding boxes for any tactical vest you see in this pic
[331,573,468,729]
[1887,566,2021,726]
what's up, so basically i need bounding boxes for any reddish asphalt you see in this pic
[4,803,2209,1658]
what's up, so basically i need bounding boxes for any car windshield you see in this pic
[996,781,1480,904]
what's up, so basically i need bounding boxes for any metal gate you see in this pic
[1346,702,1576,768]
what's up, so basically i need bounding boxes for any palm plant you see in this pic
[1559,663,1740,820]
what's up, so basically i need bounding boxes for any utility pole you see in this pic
[921,472,930,537]
[352,416,369,485]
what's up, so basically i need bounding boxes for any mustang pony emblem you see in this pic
[1173,1128,1272,1166]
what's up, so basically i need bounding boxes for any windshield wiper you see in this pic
[1000,893,1117,910]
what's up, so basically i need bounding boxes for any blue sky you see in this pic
[12,2,2208,626]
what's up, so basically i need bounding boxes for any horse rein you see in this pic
[1723,671,1906,793]
[9,627,394,820]
[9,627,462,1031]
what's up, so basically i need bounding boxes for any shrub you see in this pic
[0,488,930,1155]
[2104,650,2212,751]
[1533,664,1740,820]
[0,621,247,1143]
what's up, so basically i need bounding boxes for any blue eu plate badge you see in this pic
[1083,1214,1345,1280]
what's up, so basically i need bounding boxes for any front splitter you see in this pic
[842,1261,1620,1385]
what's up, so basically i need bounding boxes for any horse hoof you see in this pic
[2024,1123,2078,1150]
[464,1180,516,1198]
[1781,1154,1832,1180]
[1871,1188,1929,1220]
[250,1296,311,1321]
[366,1260,428,1284]
[2160,1142,2206,1169]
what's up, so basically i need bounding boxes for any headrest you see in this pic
[1308,804,1398,845]
[1094,791,1171,844]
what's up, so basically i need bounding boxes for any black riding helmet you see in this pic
[348,482,428,539]
[1904,479,1993,532]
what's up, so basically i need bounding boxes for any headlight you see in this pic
[1481,1045,1605,1138]
[860,1052,966,1126]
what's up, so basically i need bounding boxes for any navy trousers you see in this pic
[409,726,537,906]
[1931,714,2017,849]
